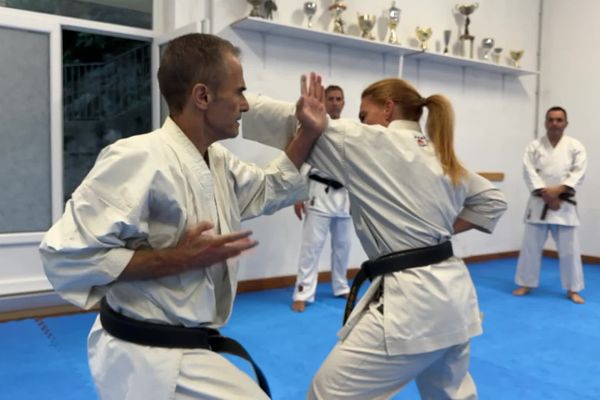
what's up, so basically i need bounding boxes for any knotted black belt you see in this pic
[534,190,577,220]
[343,241,454,325]
[308,174,344,192]
[99,298,271,398]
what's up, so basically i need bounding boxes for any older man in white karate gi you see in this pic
[291,85,353,312]
[513,106,587,304]
[39,33,325,400]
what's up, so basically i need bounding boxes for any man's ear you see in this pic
[191,83,211,110]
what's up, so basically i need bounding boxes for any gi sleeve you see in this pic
[563,140,587,189]
[39,142,159,309]
[456,171,508,233]
[241,92,349,185]
[223,149,307,220]
[241,93,297,150]
[523,141,546,192]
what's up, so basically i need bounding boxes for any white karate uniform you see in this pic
[293,166,352,302]
[515,134,587,291]
[39,118,306,400]
[242,94,507,399]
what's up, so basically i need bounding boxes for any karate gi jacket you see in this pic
[39,117,306,398]
[523,135,586,226]
[243,94,507,355]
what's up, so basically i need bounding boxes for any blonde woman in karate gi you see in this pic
[513,106,587,304]
[243,78,507,399]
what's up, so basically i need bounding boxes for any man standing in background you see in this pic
[513,106,587,304]
[292,85,353,312]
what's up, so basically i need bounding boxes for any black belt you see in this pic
[343,241,454,325]
[99,298,271,398]
[308,174,344,192]
[535,191,577,220]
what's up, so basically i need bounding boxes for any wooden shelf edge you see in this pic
[477,172,505,181]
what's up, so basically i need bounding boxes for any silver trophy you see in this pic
[386,1,401,44]
[492,47,503,64]
[247,0,264,17]
[329,1,347,34]
[303,2,317,28]
[456,3,478,58]
[358,13,377,40]
[443,29,452,54]
[481,37,495,60]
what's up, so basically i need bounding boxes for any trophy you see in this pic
[263,0,277,20]
[358,13,377,40]
[415,27,433,51]
[329,1,347,34]
[386,1,401,44]
[443,29,452,54]
[247,0,264,18]
[455,3,478,58]
[492,47,503,64]
[509,49,524,67]
[303,2,317,28]
[481,37,494,60]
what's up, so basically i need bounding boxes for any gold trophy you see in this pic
[415,27,433,51]
[386,1,401,44]
[247,0,264,17]
[329,1,347,34]
[481,37,495,60]
[509,49,524,67]
[455,3,478,58]
[358,13,377,40]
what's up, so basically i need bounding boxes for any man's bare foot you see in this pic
[567,291,585,304]
[512,286,532,296]
[337,293,349,299]
[291,300,306,312]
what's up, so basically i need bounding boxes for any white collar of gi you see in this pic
[160,117,211,171]
[388,120,422,132]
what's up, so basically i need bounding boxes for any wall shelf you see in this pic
[231,17,538,77]
[477,172,505,182]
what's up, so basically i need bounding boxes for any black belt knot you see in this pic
[99,298,271,398]
[534,189,577,220]
[343,241,454,325]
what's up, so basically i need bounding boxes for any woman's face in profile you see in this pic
[358,97,389,127]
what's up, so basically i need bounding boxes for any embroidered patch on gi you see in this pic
[298,285,304,292]
[414,134,429,147]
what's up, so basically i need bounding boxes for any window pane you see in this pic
[0,26,52,233]
[63,30,152,202]
[2,0,153,29]
[159,42,168,123]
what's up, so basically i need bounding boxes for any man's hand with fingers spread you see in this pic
[296,72,327,136]
[174,221,258,269]
[120,221,258,281]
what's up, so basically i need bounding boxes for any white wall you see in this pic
[538,0,600,257]
[198,0,542,280]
